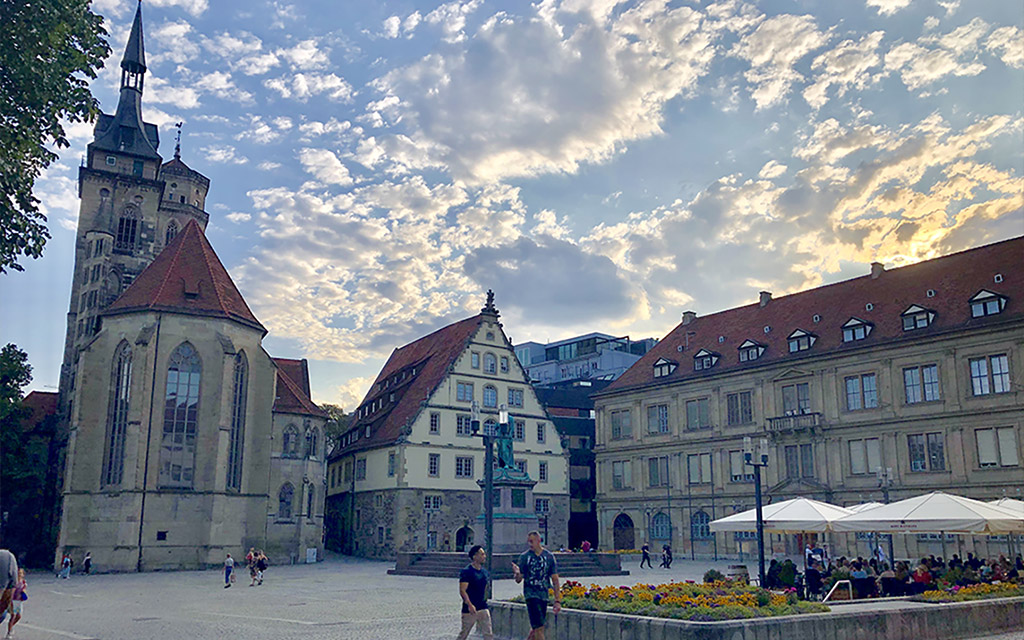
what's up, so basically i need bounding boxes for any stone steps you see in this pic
[389,552,628,578]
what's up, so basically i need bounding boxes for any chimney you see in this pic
[759,291,772,307]
[870,262,885,279]
[681,311,697,325]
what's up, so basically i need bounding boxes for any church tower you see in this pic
[58,2,210,414]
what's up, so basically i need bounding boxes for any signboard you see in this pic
[306,547,318,564]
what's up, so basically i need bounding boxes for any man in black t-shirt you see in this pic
[458,545,493,640]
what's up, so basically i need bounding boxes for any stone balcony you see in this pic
[766,411,825,433]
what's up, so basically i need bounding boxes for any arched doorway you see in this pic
[456,526,474,552]
[613,513,635,550]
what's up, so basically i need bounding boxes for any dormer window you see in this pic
[970,290,1007,318]
[787,329,816,353]
[738,340,765,362]
[842,318,873,343]
[693,349,719,371]
[653,358,677,378]
[901,305,935,331]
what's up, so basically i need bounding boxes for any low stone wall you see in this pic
[390,552,624,578]
[490,596,1024,640]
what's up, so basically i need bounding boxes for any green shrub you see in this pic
[703,569,725,583]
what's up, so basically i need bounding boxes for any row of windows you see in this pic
[660,289,1010,377]
[455,381,528,408]
[470,351,511,375]
[613,354,1013,439]
[430,411,547,443]
[606,427,1020,490]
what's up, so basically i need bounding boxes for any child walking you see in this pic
[6,568,26,638]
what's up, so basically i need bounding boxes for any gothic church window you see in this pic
[306,427,320,459]
[159,342,201,488]
[226,352,247,491]
[116,206,139,252]
[279,483,294,519]
[166,220,178,244]
[307,486,315,518]
[102,341,132,486]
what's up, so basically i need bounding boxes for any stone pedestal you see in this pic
[478,467,539,553]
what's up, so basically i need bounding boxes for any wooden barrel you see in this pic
[727,565,749,583]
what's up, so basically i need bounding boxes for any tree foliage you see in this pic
[320,403,353,455]
[0,0,110,274]
[0,343,32,421]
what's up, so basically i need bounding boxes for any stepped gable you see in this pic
[334,315,483,456]
[273,358,326,417]
[604,236,1024,394]
[104,219,264,332]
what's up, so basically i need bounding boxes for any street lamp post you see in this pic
[744,436,770,588]
[877,467,895,564]
[471,401,507,597]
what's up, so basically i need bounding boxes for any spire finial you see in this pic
[481,289,499,317]
[174,122,183,159]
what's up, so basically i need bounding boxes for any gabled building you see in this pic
[326,295,570,557]
[594,237,1024,560]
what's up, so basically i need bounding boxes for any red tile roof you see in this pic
[331,314,484,458]
[273,358,326,418]
[104,219,264,332]
[19,390,58,433]
[602,236,1024,395]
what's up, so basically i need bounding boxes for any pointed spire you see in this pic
[122,2,146,72]
[174,122,183,159]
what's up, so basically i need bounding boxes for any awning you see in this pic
[709,497,855,533]
[832,492,1024,534]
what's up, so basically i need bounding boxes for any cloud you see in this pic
[257,161,282,171]
[865,0,912,16]
[425,0,483,43]
[758,160,788,179]
[151,20,200,63]
[803,31,885,109]
[298,118,352,141]
[986,26,1024,69]
[370,1,723,183]
[201,31,280,75]
[884,19,990,90]
[235,115,292,144]
[145,76,200,109]
[276,39,330,70]
[202,144,248,164]
[298,148,353,186]
[733,14,831,109]
[264,73,354,102]
[194,71,253,104]
[382,16,401,39]
[331,376,374,409]
[226,212,252,223]
[147,0,209,17]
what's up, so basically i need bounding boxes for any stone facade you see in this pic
[594,239,1024,561]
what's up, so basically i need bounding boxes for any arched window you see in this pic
[691,510,712,540]
[483,353,497,374]
[159,342,201,488]
[115,206,139,251]
[226,351,247,491]
[651,512,671,540]
[102,341,132,486]
[483,385,498,408]
[283,424,300,457]
[279,483,294,519]
[165,220,179,244]
[306,426,319,459]
[306,485,315,517]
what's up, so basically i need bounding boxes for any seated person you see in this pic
[805,563,824,598]
[850,562,868,580]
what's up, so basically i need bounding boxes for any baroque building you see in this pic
[325,295,571,557]
[54,5,326,571]
[593,237,1024,561]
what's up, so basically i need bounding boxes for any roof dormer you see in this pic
[970,289,1007,318]
[653,357,677,378]
[693,349,719,371]
[841,317,873,343]
[901,304,935,331]
[738,339,765,362]
[787,329,816,353]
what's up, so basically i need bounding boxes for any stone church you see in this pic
[55,4,326,572]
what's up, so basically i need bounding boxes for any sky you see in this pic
[1,0,1022,409]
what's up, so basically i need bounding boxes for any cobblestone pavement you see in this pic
[11,555,1022,640]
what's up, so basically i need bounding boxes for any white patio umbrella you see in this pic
[990,498,1024,516]
[846,502,885,513]
[710,497,856,533]
[833,492,1024,534]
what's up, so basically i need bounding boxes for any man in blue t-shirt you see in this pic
[512,531,561,640]
[458,545,493,640]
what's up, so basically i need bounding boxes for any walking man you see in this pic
[83,552,92,575]
[640,543,653,569]
[512,531,561,640]
[224,554,234,588]
[0,550,18,629]
[457,545,493,640]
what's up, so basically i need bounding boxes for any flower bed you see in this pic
[915,581,1024,603]
[511,580,829,621]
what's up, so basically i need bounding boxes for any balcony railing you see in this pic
[767,412,824,432]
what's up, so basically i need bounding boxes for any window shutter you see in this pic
[997,427,1018,467]
[850,441,866,475]
[976,429,998,467]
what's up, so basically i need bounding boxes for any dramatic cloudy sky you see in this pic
[1,0,1022,407]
